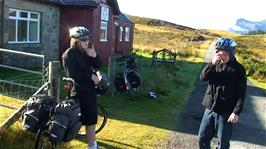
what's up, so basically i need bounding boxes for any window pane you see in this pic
[101,22,107,28]
[30,13,38,19]
[119,27,123,41]
[101,6,109,21]
[20,11,28,18]
[125,27,130,41]
[8,19,16,41]
[29,21,38,41]
[9,9,16,17]
[18,20,27,41]
[100,21,107,41]
[100,29,107,41]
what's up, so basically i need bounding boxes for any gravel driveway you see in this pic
[165,42,266,149]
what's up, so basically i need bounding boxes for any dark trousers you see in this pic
[198,108,233,149]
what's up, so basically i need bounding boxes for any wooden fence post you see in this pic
[48,61,60,102]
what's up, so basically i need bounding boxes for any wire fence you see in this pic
[0,48,46,100]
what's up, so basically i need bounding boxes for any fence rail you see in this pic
[0,64,43,75]
[0,48,44,58]
[0,48,44,75]
[0,79,39,90]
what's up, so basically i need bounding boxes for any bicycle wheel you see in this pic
[34,128,56,149]
[95,103,107,133]
[77,103,107,138]
[128,87,137,101]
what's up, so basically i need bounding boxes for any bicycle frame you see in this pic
[120,57,141,100]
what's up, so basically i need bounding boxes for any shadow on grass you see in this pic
[98,139,141,149]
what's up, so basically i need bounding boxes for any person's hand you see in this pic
[85,44,97,57]
[212,53,222,64]
[91,74,99,85]
[227,113,239,123]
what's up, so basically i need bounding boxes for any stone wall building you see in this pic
[0,0,60,67]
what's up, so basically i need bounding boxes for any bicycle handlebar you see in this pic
[62,77,76,95]
[62,77,75,85]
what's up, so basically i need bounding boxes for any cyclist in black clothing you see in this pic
[62,26,102,149]
[198,38,247,149]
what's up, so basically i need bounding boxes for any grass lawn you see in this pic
[0,54,204,148]
[248,77,266,90]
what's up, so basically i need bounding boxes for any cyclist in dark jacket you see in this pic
[62,26,102,149]
[198,38,247,149]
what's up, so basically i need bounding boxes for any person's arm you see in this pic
[233,67,247,115]
[200,63,216,81]
[227,67,247,123]
[84,45,102,69]
[89,55,102,69]
[200,53,222,81]
[63,51,92,82]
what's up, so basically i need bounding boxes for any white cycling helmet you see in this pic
[69,26,91,39]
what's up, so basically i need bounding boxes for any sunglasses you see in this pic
[79,38,90,42]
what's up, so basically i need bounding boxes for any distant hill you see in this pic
[127,15,221,39]
[229,18,266,34]
[129,15,195,31]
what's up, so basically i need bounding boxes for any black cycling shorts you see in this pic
[77,89,97,126]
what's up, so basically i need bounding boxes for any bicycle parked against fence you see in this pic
[22,77,107,149]
[114,56,141,100]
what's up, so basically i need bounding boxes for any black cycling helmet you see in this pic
[215,38,237,50]
[69,26,91,39]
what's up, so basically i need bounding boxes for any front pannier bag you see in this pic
[48,98,81,143]
[22,94,56,133]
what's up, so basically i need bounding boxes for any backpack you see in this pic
[22,94,57,133]
[48,98,81,143]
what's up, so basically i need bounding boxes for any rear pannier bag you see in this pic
[48,98,81,143]
[127,70,141,88]
[114,73,126,92]
[22,94,56,133]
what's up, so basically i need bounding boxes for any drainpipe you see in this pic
[1,0,5,48]
[0,0,5,64]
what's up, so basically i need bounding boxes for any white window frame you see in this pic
[8,8,40,44]
[125,27,130,41]
[101,6,109,21]
[119,26,123,41]
[100,21,108,42]
[100,5,109,42]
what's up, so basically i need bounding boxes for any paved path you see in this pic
[166,42,266,149]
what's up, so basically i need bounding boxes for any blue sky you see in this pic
[117,0,265,30]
